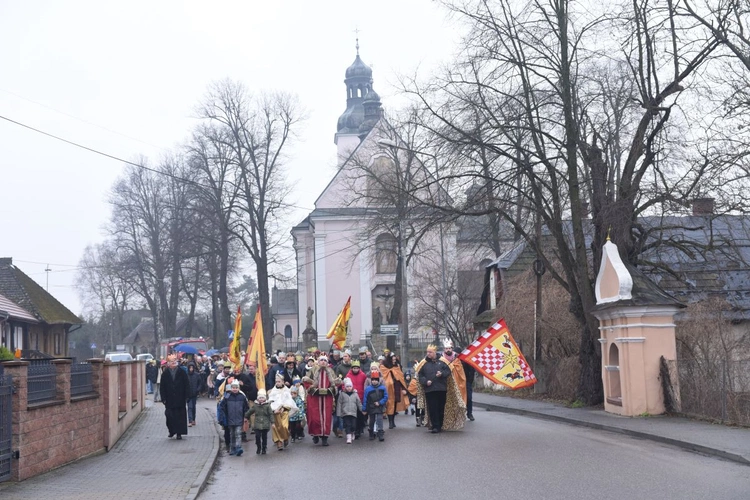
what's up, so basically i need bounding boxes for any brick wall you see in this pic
[1,358,144,482]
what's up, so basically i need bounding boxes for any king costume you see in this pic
[303,356,338,446]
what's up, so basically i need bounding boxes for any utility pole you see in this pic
[44,264,51,291]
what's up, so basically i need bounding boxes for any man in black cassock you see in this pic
[160,355,190,439]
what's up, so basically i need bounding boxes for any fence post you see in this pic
[721,359,728,422]
[51,359,72,402]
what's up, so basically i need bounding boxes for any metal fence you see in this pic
[70,362,94,396]
[672,359,750,426]
[27,362,56,404]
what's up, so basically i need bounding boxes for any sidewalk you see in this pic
[473,391,750,465]
[0,395,219,500]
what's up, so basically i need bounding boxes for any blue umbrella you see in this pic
[205,349,219,356]
[173,344,200,355]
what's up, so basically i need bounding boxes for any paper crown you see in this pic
[443,338,453,349]
[426,344,438,352]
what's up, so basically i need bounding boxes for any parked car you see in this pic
[136,353,154,363]
[105,352,134,362]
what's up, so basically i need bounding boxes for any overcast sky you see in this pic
[0,0,460,315]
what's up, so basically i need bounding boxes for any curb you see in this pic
[474,401,750,467]
[185,406,221,500]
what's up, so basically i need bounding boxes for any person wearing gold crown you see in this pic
[414,344,466,433]
[303,354,339,446]
[160,354,190,439]
[267,372,297,451]
[440,338,468,406]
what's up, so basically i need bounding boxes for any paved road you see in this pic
[201,410,750,500]
[0,396,218,500]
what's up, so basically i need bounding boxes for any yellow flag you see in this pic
[326,296,352,350]
[246,305,268,390]
[229,306,242,372]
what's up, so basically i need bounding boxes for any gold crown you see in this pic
[426,344,438,352]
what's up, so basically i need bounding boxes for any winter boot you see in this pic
[261,447,267,454]
[236,448,243,457]
[346,433,352,444]
[369,431,375,441]
[321,436,329,446]
[377,430,385,442]
[256,445,262,455]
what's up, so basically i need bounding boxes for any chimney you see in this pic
[692,198,714,216]
[0,257,12,267]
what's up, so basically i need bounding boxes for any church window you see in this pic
[284,325,293,339]
[376,234,398,274]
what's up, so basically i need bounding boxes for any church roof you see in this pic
[345,55,373,79]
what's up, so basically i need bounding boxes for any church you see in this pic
[286,47,499,350]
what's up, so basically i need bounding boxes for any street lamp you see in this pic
[377,139,448,346]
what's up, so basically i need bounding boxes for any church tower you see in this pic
[335,41,382,160]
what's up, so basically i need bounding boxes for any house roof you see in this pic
[0,292,39,323]
[272,288,298,316]
[0,258,81,325]
[488,215,750,319]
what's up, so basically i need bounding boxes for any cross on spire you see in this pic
[354,27,360,55]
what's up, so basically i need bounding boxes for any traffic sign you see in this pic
[90,343,97,349]
[380,324,399,335]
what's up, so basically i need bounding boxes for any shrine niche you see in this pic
[592,240,684,416]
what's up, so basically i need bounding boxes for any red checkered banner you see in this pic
[459,319,537,390]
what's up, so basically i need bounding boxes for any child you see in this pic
[362,371,388,442]
[219,380,250,456]
[288,386,306,442]
[245,389,274,455]
[336,377,362,444]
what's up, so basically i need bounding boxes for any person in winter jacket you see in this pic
[219,380,250,456]
[336,378,362,444]
[186,363,201,426]
[288,386,306,442]
[361,370,388,442]
[245,389,274,454]
[145,360,158,394]
[346,360,368,439]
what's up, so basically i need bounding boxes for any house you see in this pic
[482,209,750,333]
[122,316,208,355]
[0,257,82,357]
[0,292,39,353]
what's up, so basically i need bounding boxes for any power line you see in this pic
[0,112,315,213]
[0,87,167,151]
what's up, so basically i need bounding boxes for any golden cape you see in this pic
[441,356,467,404]
[380,365,408,415]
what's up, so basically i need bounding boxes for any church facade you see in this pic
[290,48,500,348]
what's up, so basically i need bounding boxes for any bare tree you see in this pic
[402,0,721,403]
[75,241,133,347]
[198,81,304,348]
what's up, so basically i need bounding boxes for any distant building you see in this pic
[0,257,82,357]
[122,316,208,355]
[271,286,298,344]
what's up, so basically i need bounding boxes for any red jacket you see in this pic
[346,369,368,403]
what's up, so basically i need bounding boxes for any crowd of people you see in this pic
[148,339,477,456]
